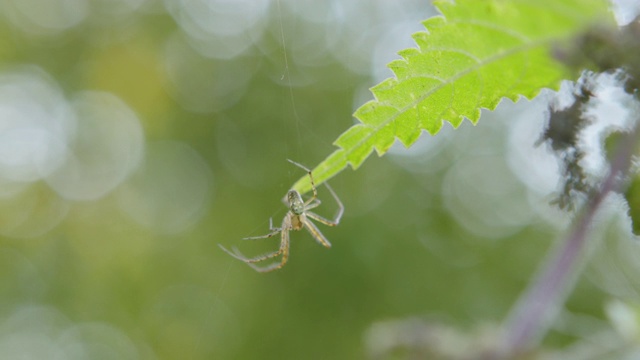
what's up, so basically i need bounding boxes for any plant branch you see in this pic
[497,118,640,357]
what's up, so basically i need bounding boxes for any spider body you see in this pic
[288,190,305,215]
[219,160,343,272]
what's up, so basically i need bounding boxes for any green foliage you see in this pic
[293,0,612,194]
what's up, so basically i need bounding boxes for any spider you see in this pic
[219,159,344,273]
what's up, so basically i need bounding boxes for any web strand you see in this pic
[276,0,303,156]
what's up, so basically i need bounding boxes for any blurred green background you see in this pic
[0,0,636,359]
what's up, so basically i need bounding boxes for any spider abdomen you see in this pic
[291,214,304,231]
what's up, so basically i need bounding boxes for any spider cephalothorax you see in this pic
[288,190,305,216]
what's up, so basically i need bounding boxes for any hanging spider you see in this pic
[219,159,344,273]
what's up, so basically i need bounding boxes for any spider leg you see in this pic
[242,229,281,240]
[306,211,337,227]
[242,218,281,240]
[287,159,312,173]
[305,183,344,226]
[302,217,331,248]
[287,159,318,206]
[304,198,321,211]
[218,244,282,264]
[220,216,292,273]
[242,226,291,273]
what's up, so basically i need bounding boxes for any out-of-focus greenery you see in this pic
[0,1,637,359]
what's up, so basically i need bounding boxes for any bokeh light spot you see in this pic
[0,67,72,184]
[116,141,213,235]
[0,0,88,36]
[164,0,269,60]
[45,91,144,201]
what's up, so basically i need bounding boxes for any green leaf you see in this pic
[292,0,613,194]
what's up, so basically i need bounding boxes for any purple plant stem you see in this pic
[499,121,639,357]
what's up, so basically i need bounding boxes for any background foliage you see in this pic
[0,0,637,359]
